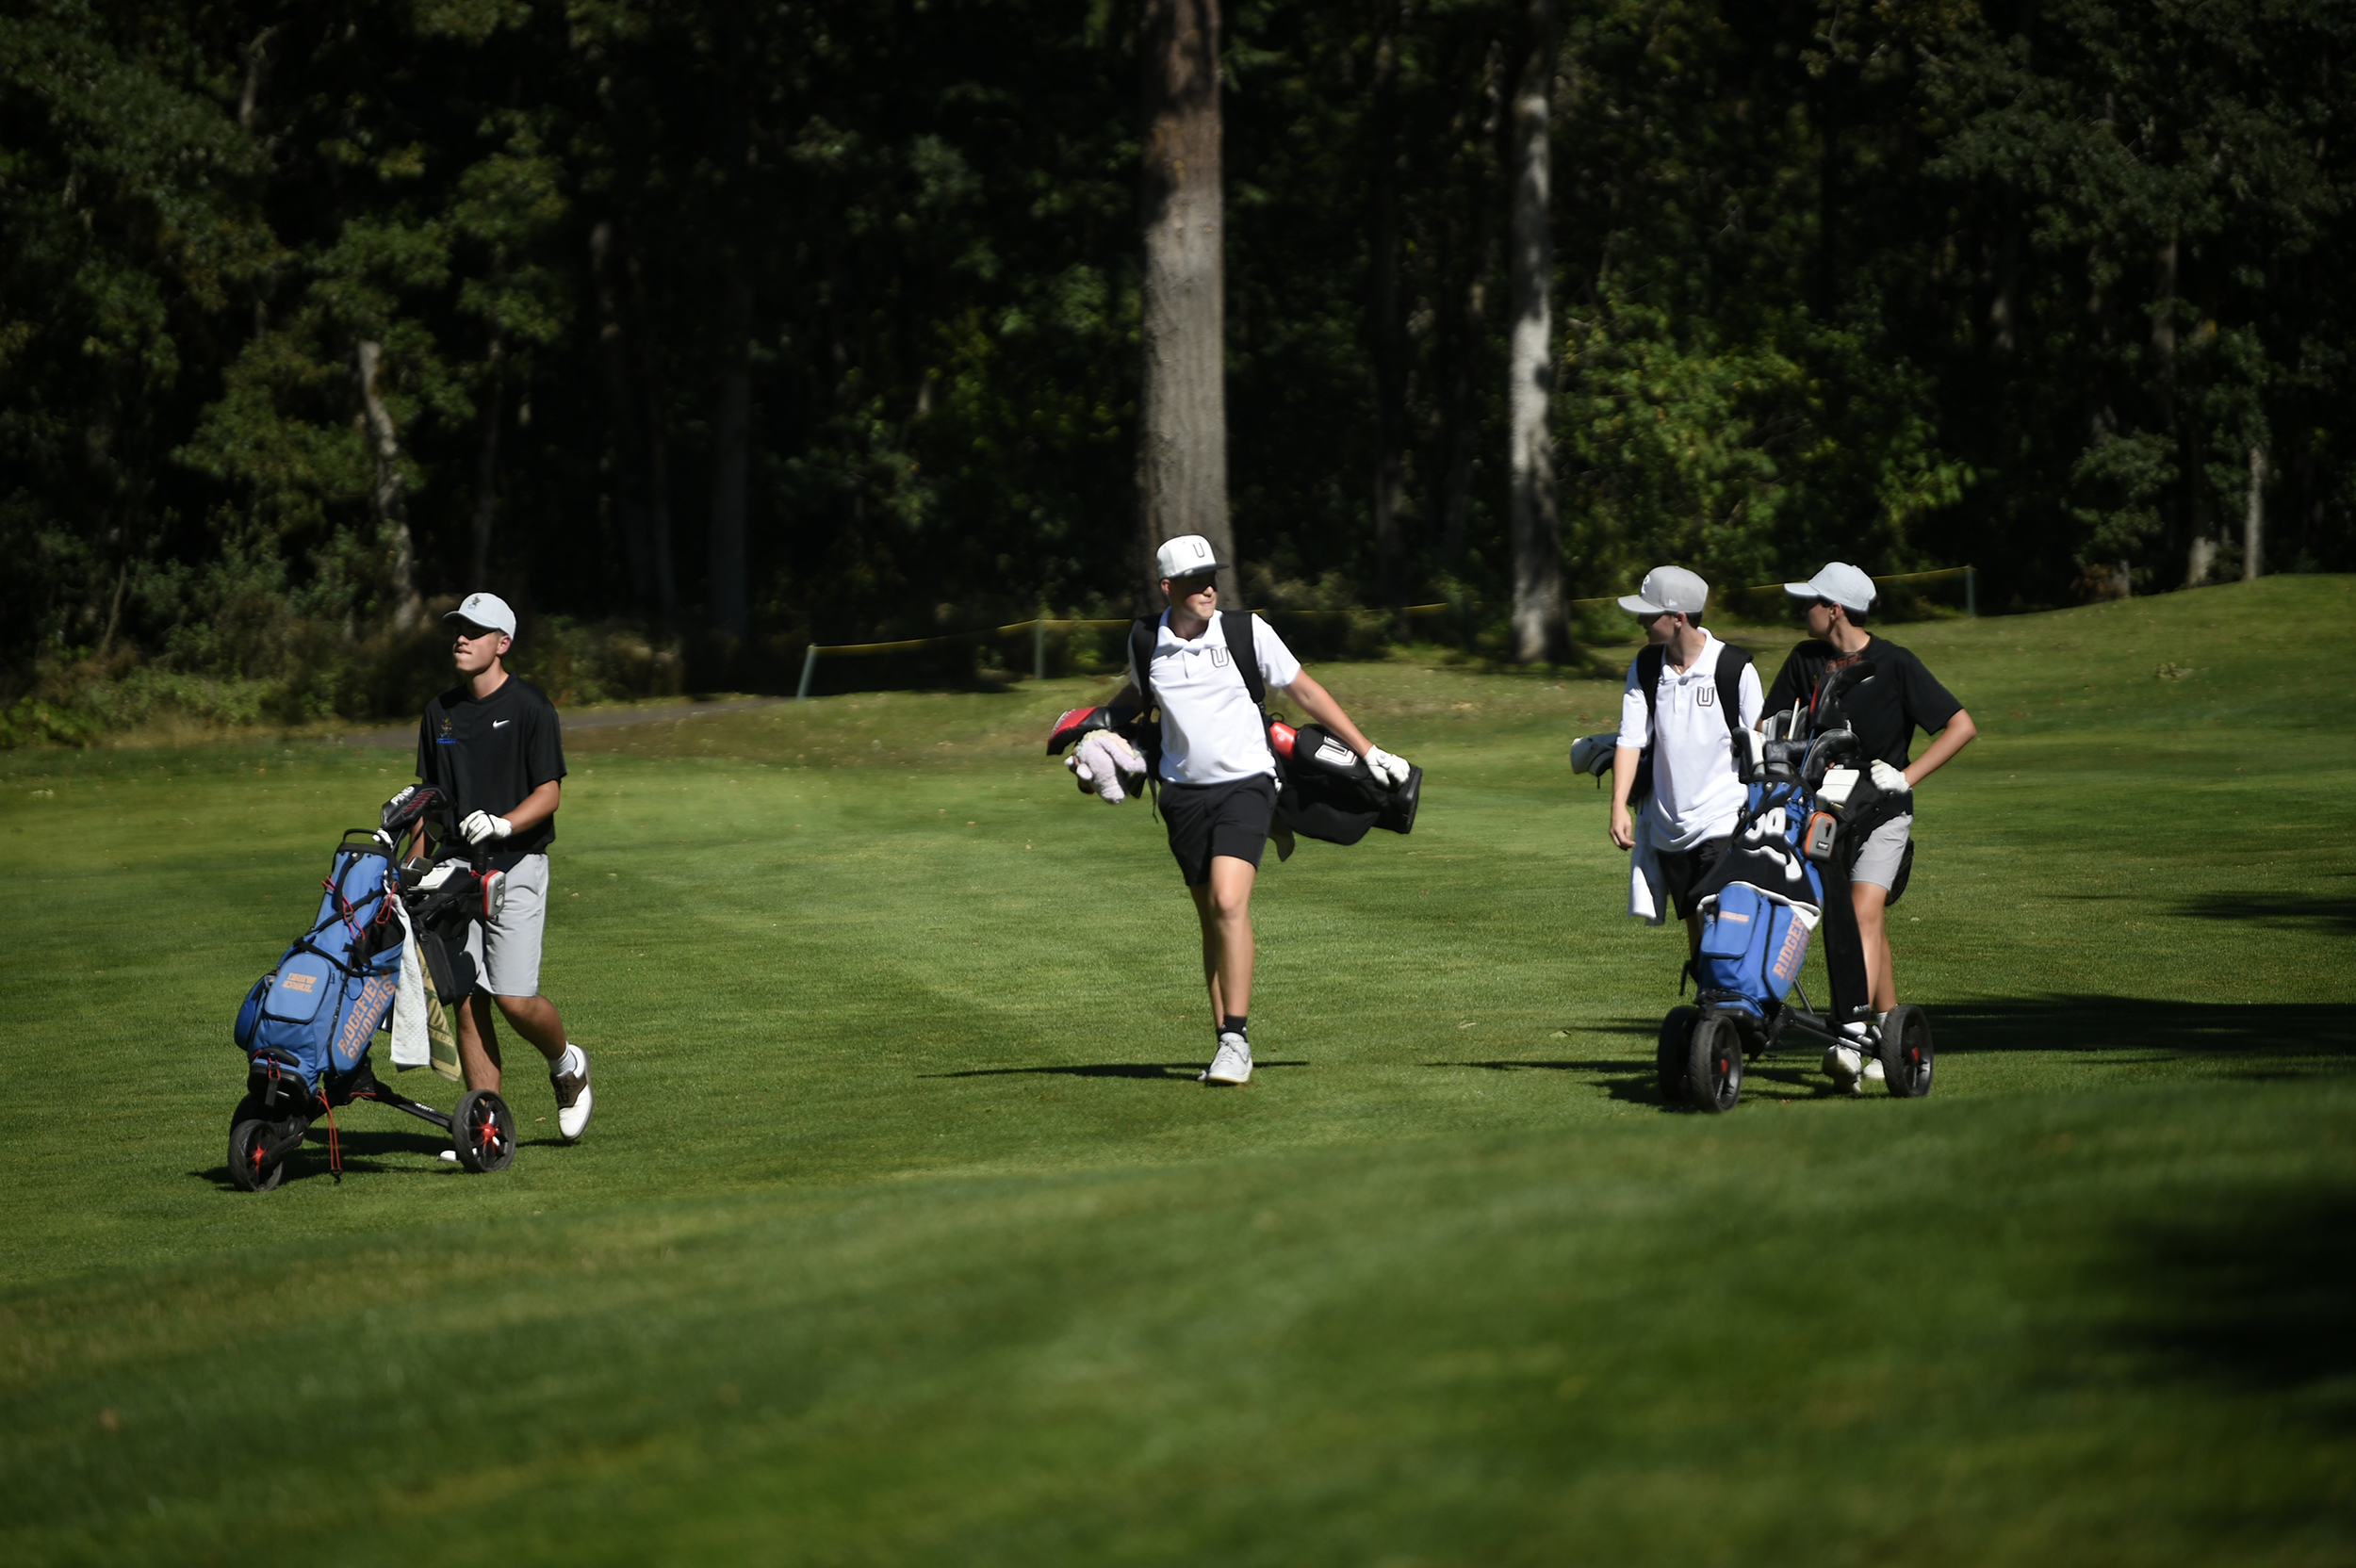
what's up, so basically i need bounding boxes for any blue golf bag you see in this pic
[1691,784,1825,1021]
[233,830,404,1100]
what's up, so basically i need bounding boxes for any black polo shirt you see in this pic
[416,675,566,865]
[1763,635,1962,770]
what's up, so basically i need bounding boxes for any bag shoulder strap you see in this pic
[1222,611,1266,706]
[1713,642,1753,743]
[1129,617,1159,713]
[1636,643,1666,725]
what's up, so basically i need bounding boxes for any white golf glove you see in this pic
[1870,760,1913,799]
[459,809,513,845]
[1363,745,1412,789]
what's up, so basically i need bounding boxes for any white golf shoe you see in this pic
[1862,1055,1887,1086]
[1201,1033,1252,1086]
[551,1047,594,1141]
[1822,1043,1866,1095]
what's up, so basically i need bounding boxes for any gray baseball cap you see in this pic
[1617,565,1710,618]
[1782,563,1877,613]
[445,590,517,639]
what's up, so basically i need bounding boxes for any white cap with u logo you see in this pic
[1154,534,1227,580]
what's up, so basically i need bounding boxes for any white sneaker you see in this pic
[552,1048,594,1141]
[1862,1055,1887,1086]
[438,1149,459,1164]
[1823,1043,1865,1095]
[1201,1033,1252,1086]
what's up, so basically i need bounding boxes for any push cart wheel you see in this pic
[450,1089,516,1173]
[1875,1004,1935,1098]
[228,1093,264,1129]
[228,1119,286,1192]
[1686,1014,1743,1114]
[1657,1006,1699,1103]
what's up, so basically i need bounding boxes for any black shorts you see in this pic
[1655,836,1727,921]
[1161,776,1276,886]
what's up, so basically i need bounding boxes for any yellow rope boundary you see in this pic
[806,570,1969,657]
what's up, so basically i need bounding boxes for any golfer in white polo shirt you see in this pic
[1607,566,1763,957]
[1104,535,1413,1085]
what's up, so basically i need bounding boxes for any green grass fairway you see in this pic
[4,577,2353,1565]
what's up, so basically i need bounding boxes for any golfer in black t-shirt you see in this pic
[415,592,594,1142]
[1764,564,1977,1068]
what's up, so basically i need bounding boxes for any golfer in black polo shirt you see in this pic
[1764,564,1977,1089]
[416,592,594,1141]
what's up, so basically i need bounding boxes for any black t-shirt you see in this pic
[416,676,566,864]
[1763,635,1962,769]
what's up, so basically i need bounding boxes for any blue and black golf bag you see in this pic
[233,830,405,1117]
[1689,782,1827,1021]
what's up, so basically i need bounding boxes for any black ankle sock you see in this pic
[1222,1015,1248,1040]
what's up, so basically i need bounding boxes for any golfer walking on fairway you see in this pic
[416,592,594,1141]
[1763,564,1977,1089]
[1104,536,1413,1085]
[1606,566,1763,956]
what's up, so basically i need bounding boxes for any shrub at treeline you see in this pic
[4,0,2351,740]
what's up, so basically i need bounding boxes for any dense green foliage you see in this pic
[5,0,2352,729]
[2,580,2352,1560]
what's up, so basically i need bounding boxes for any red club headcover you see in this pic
[1047,706,1113,754]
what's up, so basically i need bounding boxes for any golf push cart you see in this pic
[1658,661,1937,1113]
[226,786,517,1189]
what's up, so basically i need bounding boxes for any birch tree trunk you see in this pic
[631,242,679,620]
[1368,3,1405,605]
[1506,0,1565,663]
[2244,443,2266,580]
[709,267,753,641]
[356,339,424,631]
[593,223,657,611]
[1137,0,1235,605]
[471,329,504,588]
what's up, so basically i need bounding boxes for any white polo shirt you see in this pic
[1130,612,1303,785]
[1615,633,1764,851]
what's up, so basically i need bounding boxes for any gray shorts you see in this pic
[1850,812,1914,890]
[464,853,549,997]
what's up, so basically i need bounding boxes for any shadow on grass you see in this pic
[1939,996,2355,1060]
[926,1061,1308,1081]
[2168,892,2356,938]
[191,1124,545,1191]
[2107,1185,2356,1428]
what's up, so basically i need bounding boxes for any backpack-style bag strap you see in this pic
[1222,610,1267,707]
[1714,643,1753,744]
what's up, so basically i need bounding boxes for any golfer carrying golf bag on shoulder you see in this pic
[1764,563,1976,1090]
[1063,535,1414,1085]
[1605,566,1764,959]
[415,592,594,1143]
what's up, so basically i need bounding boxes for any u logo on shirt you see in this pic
[1698,685,1715,707]
[1211,645,1230,668]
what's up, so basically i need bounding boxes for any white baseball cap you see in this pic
[1154,534,1227,580]
[1783,563,1877,613]
[1617,565,1710,618]
[445,591,517,639]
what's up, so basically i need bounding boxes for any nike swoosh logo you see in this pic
[493,719,511,727]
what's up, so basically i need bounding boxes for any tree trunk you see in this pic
[471,328,504,588]
[1368,1,1406,605]
[592,223,658,612]
[1506,0,1564,663]
[709,267,754,641]
[1137,0,1235,606]
[2244,442,2266,580]
[356,339,424,631]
